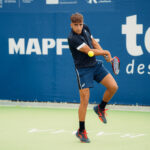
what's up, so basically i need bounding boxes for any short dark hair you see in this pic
[70,13,83,23]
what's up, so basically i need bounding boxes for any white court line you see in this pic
[104,133,121,135]
[96,131,104,136]
[97,131,121,136]
[28,128,54,133]
[130,134,145,138]
[52,130,65,134]
[120,133,145,138]
[72,131,76,135]
[28,128,147,139]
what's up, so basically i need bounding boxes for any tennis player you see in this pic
[68,13,118,143]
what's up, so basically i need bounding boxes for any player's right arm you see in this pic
[80,44,112,62]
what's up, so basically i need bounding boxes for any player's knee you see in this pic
[79,89,89,107]
[110,84,118,93]
[80,90,89,99]
[112,84,118,93]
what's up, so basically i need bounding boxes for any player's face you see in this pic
[71,22,83,34]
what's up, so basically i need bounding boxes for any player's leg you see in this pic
[76,88,90,143]
[75,67,93,124]
[93,61,118,123]
[93,73,118,123]
[79,88,90,126]
[100,73,118,103]
[75,67,94,143]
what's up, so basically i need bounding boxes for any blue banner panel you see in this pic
[0,0,150,105]
[0,0,114,12]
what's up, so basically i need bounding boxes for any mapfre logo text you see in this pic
[9,38,68,55]
[8,38,100,55]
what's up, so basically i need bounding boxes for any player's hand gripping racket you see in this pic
[105,56,120,75]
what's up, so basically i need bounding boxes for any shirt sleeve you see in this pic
[68,36,86,51]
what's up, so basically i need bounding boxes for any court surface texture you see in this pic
[0,105,150,150]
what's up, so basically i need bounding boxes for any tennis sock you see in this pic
[79,121,85,132]
[99,100,107,110]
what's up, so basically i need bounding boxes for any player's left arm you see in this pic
[91,37,103,51]
[91,37,112,61]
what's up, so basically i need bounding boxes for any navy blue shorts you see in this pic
[75,60,109,89]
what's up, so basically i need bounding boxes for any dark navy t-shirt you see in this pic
[68,24,97,69]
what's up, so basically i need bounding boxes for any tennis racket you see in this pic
[105,56,120,75]
[111,56,120,75]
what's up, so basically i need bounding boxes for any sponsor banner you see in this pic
[0,0,114,12]
[0,0,150,105]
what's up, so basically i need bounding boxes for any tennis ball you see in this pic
[88,51,94,57]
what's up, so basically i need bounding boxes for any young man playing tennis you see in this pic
[68,13,118,143]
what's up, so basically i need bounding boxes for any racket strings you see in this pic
[113,58,120,75]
